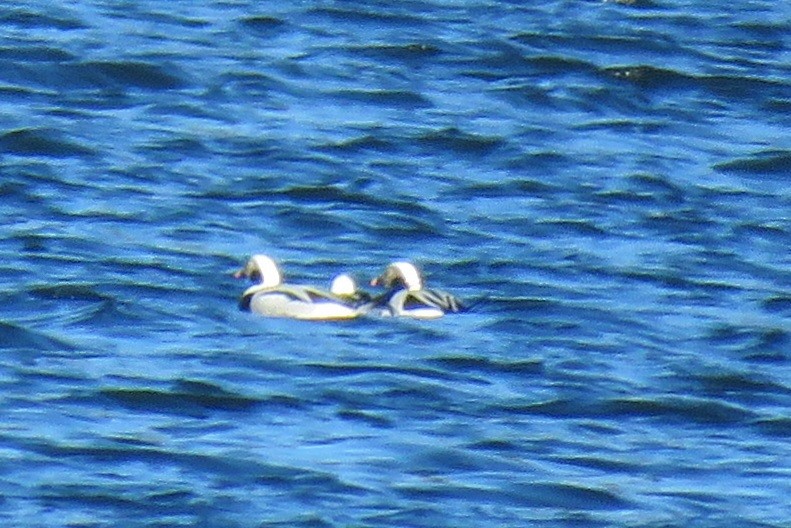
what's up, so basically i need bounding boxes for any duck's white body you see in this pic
[235,255,360,320]
[369,261,464,319]
[241,283,360,320]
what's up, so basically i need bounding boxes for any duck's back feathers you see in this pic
[370,287,465,319]
[414,288,465,313]
[242,286,359,320]
[249,292,358,320]
[240,284,345,310]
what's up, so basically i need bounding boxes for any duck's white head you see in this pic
[233,254,282,288]
[330,274,357,296]
[371,261,423,292]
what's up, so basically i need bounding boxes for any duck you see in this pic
[234,255,360,320]
[369,261,465,319]
[330,273,373,307]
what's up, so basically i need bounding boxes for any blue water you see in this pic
[1,1,789,526]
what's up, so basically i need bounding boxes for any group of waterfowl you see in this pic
[234,254,465,321]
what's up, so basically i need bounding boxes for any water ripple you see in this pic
[0,128,95,158]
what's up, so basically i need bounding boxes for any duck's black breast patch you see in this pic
[239,293,253,311]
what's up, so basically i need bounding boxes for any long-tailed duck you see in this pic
[234,255,360,320]
[369,261,465,319]
[330,273,373,308]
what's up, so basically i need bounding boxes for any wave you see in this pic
[236,15,288,37]
[0,46,76,62]
[348,42,442,64]
[714,150,791,175]
[488,395,755,426]
[0,9,86,30]
[395,479,629,510]
[0,128,95,158]
[0,321,75,352]
[329,88,432,109]
[97,380,264,417]
[413,127,505,155]
[73,60,190,91]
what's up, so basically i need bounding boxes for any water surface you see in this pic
[1,1,789,526]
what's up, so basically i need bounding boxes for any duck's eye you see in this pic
[250,270,262,282]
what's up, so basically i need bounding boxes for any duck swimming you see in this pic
[369,261,465,319]
[330,273,373,308]
[234,255,360,320]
